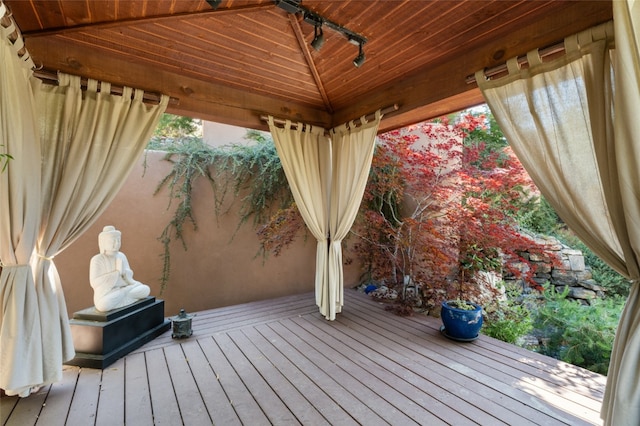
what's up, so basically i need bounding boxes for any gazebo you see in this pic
[1,1,638,425]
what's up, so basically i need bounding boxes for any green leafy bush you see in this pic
[517,196,562,235]
[532,285,624,375]
[482,284,533,344]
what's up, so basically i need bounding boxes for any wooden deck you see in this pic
[1,289,605,425]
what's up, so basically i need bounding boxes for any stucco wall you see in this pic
[56,150,359,317]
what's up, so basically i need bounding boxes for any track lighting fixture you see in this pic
[353,42,366,68]
[275,0,368,68]
[310,23,325,51]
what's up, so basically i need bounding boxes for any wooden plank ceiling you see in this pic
[6,0,612,133]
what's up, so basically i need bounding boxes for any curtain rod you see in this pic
[33,69,179,105]
[466,41,565,85]
[261,103,400,130]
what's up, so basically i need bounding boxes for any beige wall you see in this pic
[56,150,360,317]
[202,121,270,147]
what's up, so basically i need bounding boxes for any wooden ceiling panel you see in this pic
[6,0,613,133]
[43,8,325,108]
[322,1,558,111]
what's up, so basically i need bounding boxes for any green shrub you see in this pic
[482,284,533,344]
[532,285,624,375]
[517,196,562,235]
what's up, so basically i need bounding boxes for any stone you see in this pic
[579,279,606,292]
[534,263,552,274]
[529,252,551,262]
[567,254,586,272]
[552,269,577,285]
[567,287,597,300]
[533,277,549,286]
[563,249,584,256]
[560,258,573,270]
[575,270,593,281]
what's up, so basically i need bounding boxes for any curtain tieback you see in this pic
[36,253,55,261]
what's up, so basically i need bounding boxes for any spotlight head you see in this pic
[353,42,366,68]
[206,0,221,9]
[310,25,325,51]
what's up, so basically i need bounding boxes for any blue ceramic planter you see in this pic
[440,301,483,342]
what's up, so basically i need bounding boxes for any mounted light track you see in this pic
[275,0,367,67]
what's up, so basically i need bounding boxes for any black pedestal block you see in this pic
[66,297,170,369]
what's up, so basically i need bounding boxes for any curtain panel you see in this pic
[603,2,640,424]
[268,118,331,317]
[0,39,168,395]
[29,72,168,394]
[0,4,44,397]
[476,2,640,423]
[268,113,381,320]
[326,112,381,320]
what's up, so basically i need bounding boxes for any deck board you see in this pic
[241,326,355,426]
[198,337,271,425]
[124,352,154,426]
[321,312,526,425]
[274,318,422,426]
[164,344,213,426]
[144,347,184,426]
[1,289,605,425]
[33,366,79,426]
[180,340,242,426]
[344,295,596,425]
[287,316,456,425]
[216,332,301,425]
[95,358,125,426]
[338,311,541,425]
[226,329,326,425]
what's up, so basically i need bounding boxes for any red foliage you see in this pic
[256,203,305,257]
[350,113,545,308]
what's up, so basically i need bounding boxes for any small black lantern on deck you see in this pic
[171,309,193,339]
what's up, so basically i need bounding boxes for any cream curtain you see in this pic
[476,2,640,424]
[0,4,44,397]
[602,2,640,424]
[0,13,168,394]
[268,113,381,320]
[326,112,381,319]
[268,118,332,316]
[28,72,168,395]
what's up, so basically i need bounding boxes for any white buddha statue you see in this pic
[90,225,151,312]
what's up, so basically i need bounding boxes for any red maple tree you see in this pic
[349,113,545,310]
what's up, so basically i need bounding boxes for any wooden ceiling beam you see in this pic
[288,13,333,113]
[25,36,332,130]
[22,3,275,38]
